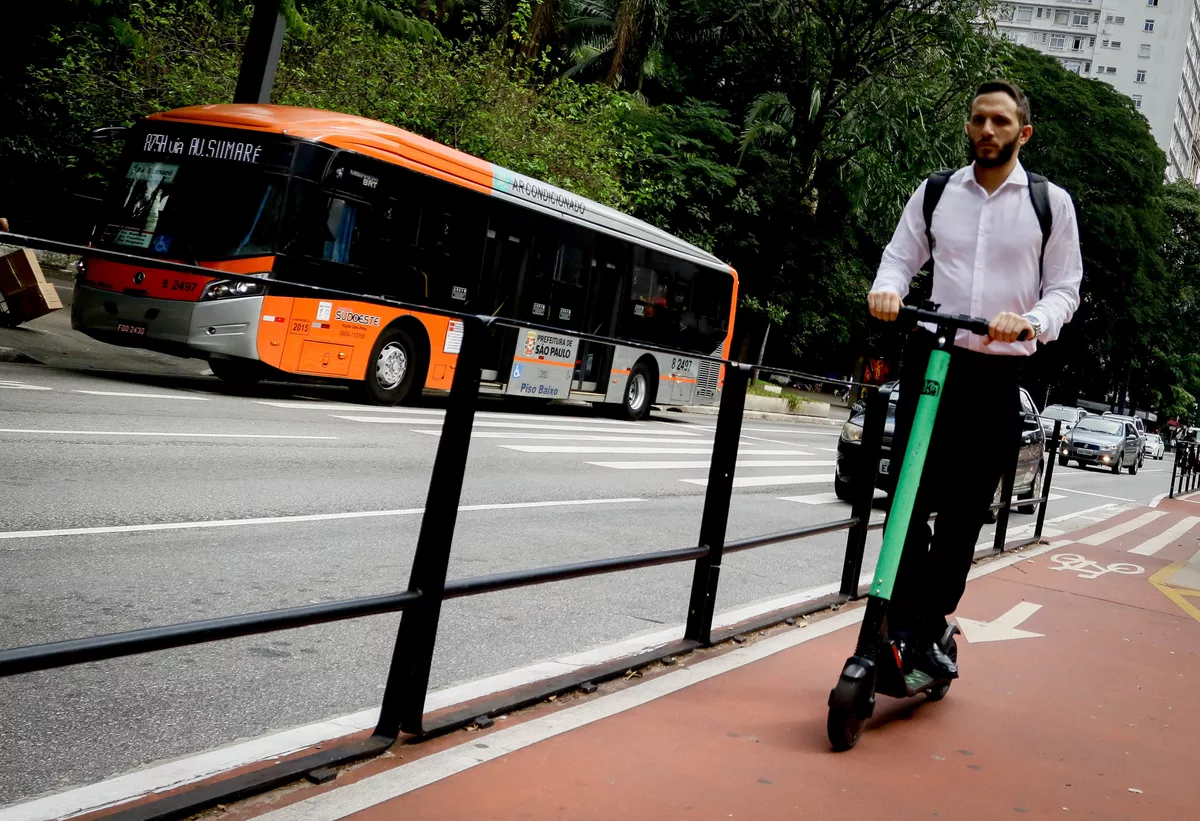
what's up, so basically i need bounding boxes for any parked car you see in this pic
[1059,416,1141,474]
[1103,412,1146,467]
[835,382,1047,521]
[1039,404,1087,438]
[1143,432,1166,460]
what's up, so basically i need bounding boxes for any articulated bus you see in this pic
[73,105,738,419]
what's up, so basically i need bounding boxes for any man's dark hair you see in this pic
[974,79,1032,126]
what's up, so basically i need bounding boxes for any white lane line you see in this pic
[256,402,647,427]
[0,498,644,543]
[500,446,810,455]
[739,427,841,437]
[1128,516,1200,556]
[0,381,51,391]
[72,390,209,401]
[0,429,336,440]
[333,417,701,436]
[1078,510,1168,546]
[587,459,834,470]
[1150,493,1168,508]
[779,490,887,506]
[248,541,1068,821]
[414,431,709,444]
[1055,486,1136,503]
[740,434,815,447]
[814,446,839,453]
[681,474,834,488]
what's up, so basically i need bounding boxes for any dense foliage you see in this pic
[3,0,1199,423]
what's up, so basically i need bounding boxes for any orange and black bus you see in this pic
[73,105,738,419]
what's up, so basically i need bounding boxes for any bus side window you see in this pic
[320,197,377,267]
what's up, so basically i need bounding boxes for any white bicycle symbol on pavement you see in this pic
[1049,553,1145,580]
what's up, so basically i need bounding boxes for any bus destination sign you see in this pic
[142,132,265,164]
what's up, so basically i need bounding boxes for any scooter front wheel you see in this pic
[827,705,865,751]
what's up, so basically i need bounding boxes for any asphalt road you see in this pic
[0,356,1176,807]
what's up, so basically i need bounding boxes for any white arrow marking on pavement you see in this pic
[957,602,1044,643]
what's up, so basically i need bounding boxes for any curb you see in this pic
[0,345,43,365]
[665,405,849,428]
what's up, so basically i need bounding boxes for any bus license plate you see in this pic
[115,321,147,336]
[879,459,890,476]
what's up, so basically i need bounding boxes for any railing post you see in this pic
[840,386,888,597]
[1170,440,1180,498]
[1034,420,1061,541]
[375,316,490,738]
[684,363,751,646]
[992,413,1022,553]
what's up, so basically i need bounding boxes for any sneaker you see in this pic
[916,638,959,680]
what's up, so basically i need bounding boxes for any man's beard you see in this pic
[969,135,1018,168]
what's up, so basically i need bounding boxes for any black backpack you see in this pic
[922,169,1053,281]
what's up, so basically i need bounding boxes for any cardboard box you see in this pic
[0,249,61,325]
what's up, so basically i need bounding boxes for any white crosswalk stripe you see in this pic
[587,459,833,470]
[258,400,838,498]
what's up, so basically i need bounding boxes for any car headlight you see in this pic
[841,420,864,442]
[1100,443,1118,451]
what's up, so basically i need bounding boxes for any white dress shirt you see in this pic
[872,161,1083,355]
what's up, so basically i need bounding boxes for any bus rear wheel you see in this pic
[354,327,420,406]
[208,357,265,385]
[620,361,655,421]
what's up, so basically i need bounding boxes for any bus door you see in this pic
[475,217,528,381]
[575,239,626,392]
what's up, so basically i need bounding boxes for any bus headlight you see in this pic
[841,420,864,442]
[201,273,270,300]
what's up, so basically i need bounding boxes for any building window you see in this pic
[1111,41,1122,48]
[1064,60,1082,74]
[1116,16,1126,24]
[1072,12,1090,26]
[1102,39,1109,46]
[1106,13,1114,23]
[1140,44,1152,57]
[1055,9,1069,25]
[1137,69,1148,82]
[1106,66,1117,74]
[1145,19,1155,31]
[1037,7,1044,17]
[1072,36,1085,50]
[1016,5,1033,22]
[999,4,1014,20]
[1050,33,1066,49]
[1090,36,1096,46]
[1132,95,1143,109]
[1148,0,1158,6]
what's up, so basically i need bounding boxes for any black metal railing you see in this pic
[1170,440,1198,498]
[0,233,1056,821]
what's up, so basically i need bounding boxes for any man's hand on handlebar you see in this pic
[984,312,1035,345]
[868,290,903,322]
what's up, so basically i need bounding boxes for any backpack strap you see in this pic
[1026,172,1053,285]
[921,169,955,263]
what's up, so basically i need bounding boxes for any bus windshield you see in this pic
[97,159,287,260]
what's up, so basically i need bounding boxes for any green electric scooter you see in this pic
[826,304,1027,751]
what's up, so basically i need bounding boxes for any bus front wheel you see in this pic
[355,327,420,405]
[620,361,655,421]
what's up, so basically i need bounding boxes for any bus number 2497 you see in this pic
[671,357,694,373]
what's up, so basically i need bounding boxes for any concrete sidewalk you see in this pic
[50,496,1199,821]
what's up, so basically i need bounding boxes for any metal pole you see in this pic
[1034,420,1061,541]
[684,363,751,646]
[992,413,1021,553]
[375,316,490,737]
[234,0,286,105]
[1170,440,1180,498]
[840,386,888,597]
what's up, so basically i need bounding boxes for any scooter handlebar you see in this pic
[896,306,1030,341]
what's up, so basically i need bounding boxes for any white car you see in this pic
[1144,433,1166,460]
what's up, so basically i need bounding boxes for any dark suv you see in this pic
[834,382,1047,521]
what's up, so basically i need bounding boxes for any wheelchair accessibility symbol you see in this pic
[511,364,522,379]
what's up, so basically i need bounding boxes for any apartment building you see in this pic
[991,0,1200,182]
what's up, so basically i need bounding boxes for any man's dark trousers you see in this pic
[885,328,1023,640]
